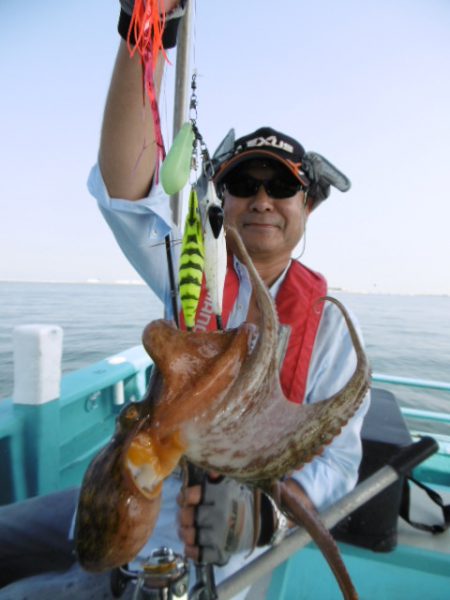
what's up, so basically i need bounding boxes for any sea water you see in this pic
[0,282,449,414]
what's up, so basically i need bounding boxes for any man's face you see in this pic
[220,160,309,263]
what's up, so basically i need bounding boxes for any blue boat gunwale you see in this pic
[1,344,449,503]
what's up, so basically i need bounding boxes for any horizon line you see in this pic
[0,279,448,298]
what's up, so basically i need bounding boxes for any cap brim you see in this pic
[214,149,310,187]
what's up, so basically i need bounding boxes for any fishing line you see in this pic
[293,198,309,261]
[161,60,170,154]
[149,238,182,249]
[294,229,307,261]
[164,65,179,328]
[192,0,198,69]
[165,236,180,327]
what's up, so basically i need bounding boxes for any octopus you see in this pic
[75,226,370,600]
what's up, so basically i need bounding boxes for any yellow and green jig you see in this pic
[179,187,205,330]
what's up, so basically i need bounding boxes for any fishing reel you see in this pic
[111,547,189,600]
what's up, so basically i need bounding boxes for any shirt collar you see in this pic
[233,255,291,298]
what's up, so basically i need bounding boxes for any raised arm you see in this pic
[99,42,165,201]
[99,0,183,200]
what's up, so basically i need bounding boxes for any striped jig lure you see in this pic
[179,187,205,330]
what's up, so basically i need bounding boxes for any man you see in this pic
[0,3,369,598]
[90,0,370,576]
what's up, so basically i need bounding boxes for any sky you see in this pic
[1,0,450,295]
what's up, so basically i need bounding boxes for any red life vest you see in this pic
[179,257,327,404]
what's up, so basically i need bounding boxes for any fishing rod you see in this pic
[171,0,193,229]
[164,0,194,328]
[166,4,219,597]
[133,3,219,598]
[111,4,221,598]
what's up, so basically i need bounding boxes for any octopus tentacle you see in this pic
[275,480,358,600]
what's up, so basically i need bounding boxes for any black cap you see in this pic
[214,127,310,187]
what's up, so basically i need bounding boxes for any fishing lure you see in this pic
[201,180,227,330]
[179,187,205,330]
[160,122,195,196]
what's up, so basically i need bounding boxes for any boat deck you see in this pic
[218,475,450,600]
[256,484,450,600]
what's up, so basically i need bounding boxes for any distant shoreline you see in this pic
[0,279,146,286]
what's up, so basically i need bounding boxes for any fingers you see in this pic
[176,484,202,507]
[177,483,202,560]
[177,523,200,561]
[178,504,195,527]
[177,486,201,544]
[176,509,200,561]
[176,474,223,563]
[184,544,200,562]
[177,522,196,547]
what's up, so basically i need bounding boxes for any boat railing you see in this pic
[0,325,153,504]
[373,372,450,425]
[0,326,449,505]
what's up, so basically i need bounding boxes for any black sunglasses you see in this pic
[221,174,304,199]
